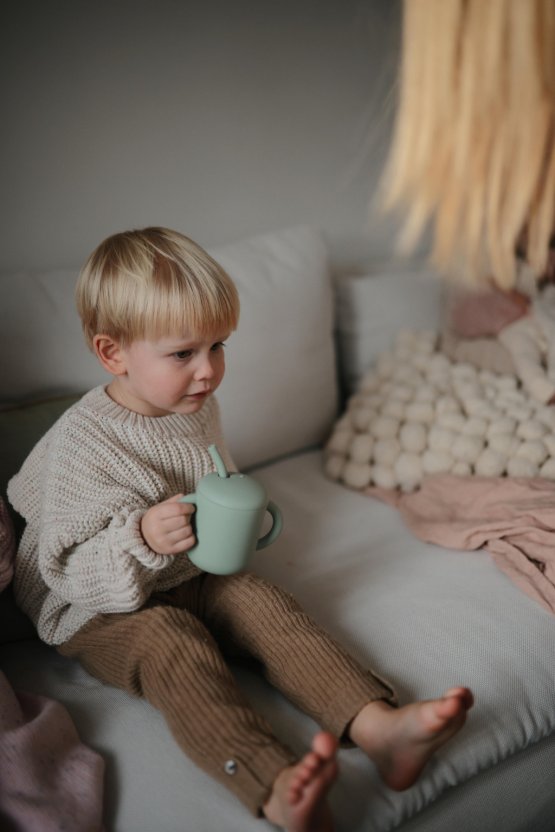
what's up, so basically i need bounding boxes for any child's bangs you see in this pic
[139,260,239,341]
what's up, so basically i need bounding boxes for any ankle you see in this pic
[348,699,395,746]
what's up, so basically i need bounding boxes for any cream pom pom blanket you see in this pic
[326,330,555,492]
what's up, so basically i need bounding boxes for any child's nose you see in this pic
[194,353,216,380]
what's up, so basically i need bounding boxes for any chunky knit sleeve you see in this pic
[9,408,198,618]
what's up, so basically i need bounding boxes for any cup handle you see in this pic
[256,501,283,550]
[179,494,197,506]
[179,494,197,539]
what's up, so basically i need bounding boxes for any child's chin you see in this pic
[178,397,208,413]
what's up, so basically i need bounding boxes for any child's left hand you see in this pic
[140,494,196,556]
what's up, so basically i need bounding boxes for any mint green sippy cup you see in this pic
[180,445,283,575]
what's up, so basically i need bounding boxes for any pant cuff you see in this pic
[216,741,298,816]
[323,669,398,743]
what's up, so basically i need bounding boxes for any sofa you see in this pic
[1,226,555,832]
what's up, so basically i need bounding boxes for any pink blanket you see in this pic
[0,499,105,831]
[368,475,555,615]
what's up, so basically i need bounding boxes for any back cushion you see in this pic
[335,266,442,396]
[212,227,337,468]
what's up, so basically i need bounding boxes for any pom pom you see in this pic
[381,399,406,420]
[515,440,548,466]
[373,438,401,465]
[388,383,413,403]
[452,461,472,476]
[414,330,437,353]
[452,362,478,380]
[326,430,353,454]
[436,395,461,415]
[411,352,431,372]
[325,454,345,480]
[540,458,555,479]
[452,435,484,464]
[475,449,507,477]
[536,406,555,429]
[487,417,516,437]
[371,464,397,489]
[428,372,452,392]
[414,384,436,403]
[427,352,450,373]
[394,452,422,491]
[478,369,497,385]
[349,434,374,463]
[359,372,380,393]
[428,425,456,451]
[488,434,521,456]
[333,413,352,431]
[507,457,538,477]
[516,419,547,440]
[464,399,497,420]
[351,407,376,432]
[422,450,453,474]
[399,422,427,453]
[392,364,417,384]
[461,417,488,437]
[437,411,466,431]
[405,402,435,424]
[342,461,373,489]
[506,405,532,422]
[370,416,400,440]
[495,374,518,390]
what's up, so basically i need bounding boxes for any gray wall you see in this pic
[1,0,406,274]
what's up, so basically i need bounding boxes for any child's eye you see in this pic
[211,341,227,352]
[173,350,193,361]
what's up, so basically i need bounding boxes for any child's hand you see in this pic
[140,494,196,555]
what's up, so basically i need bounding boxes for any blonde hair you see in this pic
[381,0,555,288]
[76,227,240,348]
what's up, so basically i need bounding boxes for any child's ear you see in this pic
[93,334,127,376]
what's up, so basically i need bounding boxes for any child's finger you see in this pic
[166,522,194,541]
[159,500,195,520]
[168,531,196,554]
[166,494,196,514]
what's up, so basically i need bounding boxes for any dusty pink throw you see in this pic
[369,475,555,615]
[0,499,105,831]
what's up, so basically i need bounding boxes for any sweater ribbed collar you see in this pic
[78,385,214,438]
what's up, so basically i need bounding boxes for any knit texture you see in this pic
[8,386,233,645]
[59,571,396,814]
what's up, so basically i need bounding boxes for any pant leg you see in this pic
[166,571,398,741]
[57,599,297,815]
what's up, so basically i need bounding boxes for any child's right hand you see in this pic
[140,494,196,556]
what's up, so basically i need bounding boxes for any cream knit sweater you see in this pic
[8,386,234,645]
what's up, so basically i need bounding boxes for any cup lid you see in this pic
[197,471,268,510]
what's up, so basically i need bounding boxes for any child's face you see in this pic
[108,330,229,417]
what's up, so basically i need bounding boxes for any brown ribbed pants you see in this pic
[58,571,396,814]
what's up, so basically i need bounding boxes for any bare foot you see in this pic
[349,687,474,791]
[263,732,339,831]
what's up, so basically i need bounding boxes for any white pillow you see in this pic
[0,268,105,403]
[0,227,338,470]
[336,265,442,395]
[212,227,338,469]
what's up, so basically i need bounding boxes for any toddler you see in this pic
[8,227,473,831]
